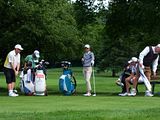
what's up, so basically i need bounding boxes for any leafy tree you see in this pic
[73,0,97,29]
[73,0,106,63]
[0,0,82,68]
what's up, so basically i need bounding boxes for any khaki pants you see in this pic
[83,67,92,92]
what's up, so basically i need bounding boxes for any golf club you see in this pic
[92,67,96,96]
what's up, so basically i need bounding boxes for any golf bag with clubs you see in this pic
[20,60,49,96]
[34,60,49,96]
[20,68,35,95]
[59,61,77,95]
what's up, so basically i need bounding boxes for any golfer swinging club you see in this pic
[82,44,95,96]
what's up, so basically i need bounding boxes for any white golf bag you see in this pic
[34,69,46,96]
[20,60,48,96]
[20,69,35,95]
[34,60,49,96]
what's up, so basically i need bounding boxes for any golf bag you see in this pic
[59,74,76,95]
[20,60,49,96]
[20,69,35,95]
[34,60,49,96]
[59,61,77,95]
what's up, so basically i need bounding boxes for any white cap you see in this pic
[129,57,138,63]
[15,44,23,50]
[34,50,40,58]
[156,44,160,47]
[84,44,90,48]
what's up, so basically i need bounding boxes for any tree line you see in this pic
[0,0,159,70]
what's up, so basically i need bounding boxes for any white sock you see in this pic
[9,90,13,94]
[132,88,136,91]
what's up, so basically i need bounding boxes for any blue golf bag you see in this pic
[59,61,77,95]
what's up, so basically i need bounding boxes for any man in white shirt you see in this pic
[138,44,160,96]
[3,44,23,97]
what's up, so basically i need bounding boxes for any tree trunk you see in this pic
[112,69,116,77]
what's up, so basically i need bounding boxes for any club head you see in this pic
[92,94,96,96]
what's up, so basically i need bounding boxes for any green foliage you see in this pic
[0,0,82,66]
[0,0,107,69]
[73,0,97,29]
[73,0,106,59]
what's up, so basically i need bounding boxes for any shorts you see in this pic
[3,67,16,84]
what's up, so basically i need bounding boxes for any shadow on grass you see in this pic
[1,87,160,97]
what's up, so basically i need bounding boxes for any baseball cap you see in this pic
[15,44,23,50]
[84,44,90,48]
[156,44,160,47]
[34,50,40,58]
[130,57,138,62]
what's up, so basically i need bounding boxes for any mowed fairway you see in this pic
[0,67,160,120]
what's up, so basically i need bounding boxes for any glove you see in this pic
[91,60,95,66]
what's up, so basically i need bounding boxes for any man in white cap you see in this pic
[138,44,160,96]
[24,50,40,82]
[24,50,40,69]
[82,44,95,96]
[4,44,23,97]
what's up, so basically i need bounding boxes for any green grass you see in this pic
[0,67,160,120]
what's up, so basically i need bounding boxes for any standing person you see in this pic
[24,50,40,69]
[138,44,160,96]
[3,44,23,97]
[24,50,40,82]
[82,44,95,96]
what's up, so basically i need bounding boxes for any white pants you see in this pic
[83,67,92,92]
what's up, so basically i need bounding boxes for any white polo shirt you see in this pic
[4,50,20,69]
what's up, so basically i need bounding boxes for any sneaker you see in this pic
[118,92,128,96]
[9,92,19,97]
[15,93,19,96]
[145,91,153,97]
[128,92,136,96]
[13,90,18,94]
[116,80,124,87]
[83,93,91,96]
[128,89,137,96]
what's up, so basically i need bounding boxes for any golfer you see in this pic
[138,44,160,96]
[3,44,23,97]
[82,44,95,96]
